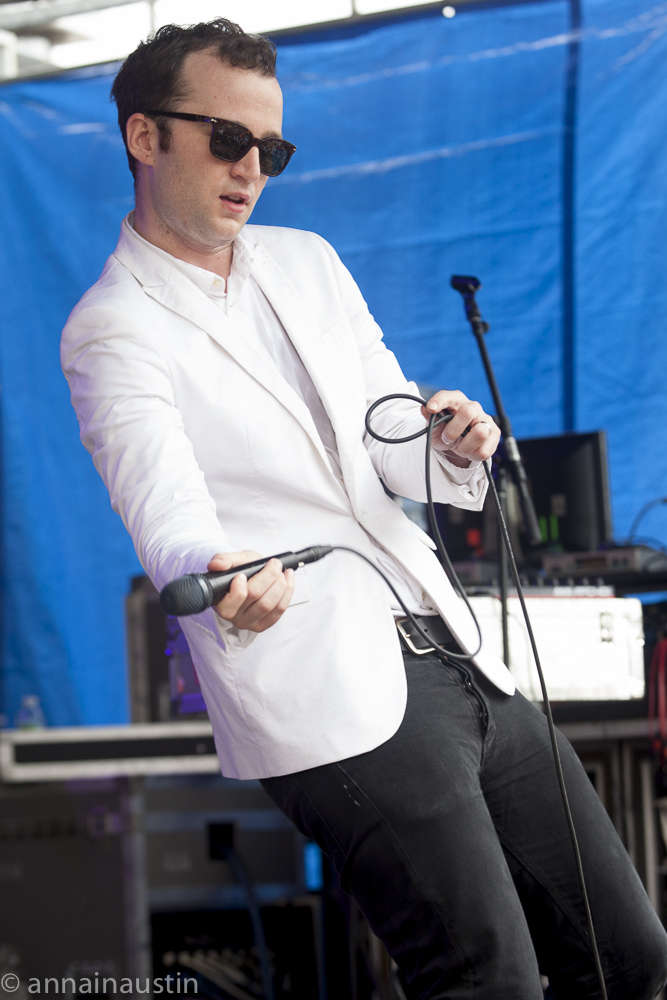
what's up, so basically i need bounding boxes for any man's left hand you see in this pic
[420,390,500,467]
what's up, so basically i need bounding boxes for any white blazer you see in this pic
[61,219,514,779]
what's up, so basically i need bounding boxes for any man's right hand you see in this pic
[207,551,295,633]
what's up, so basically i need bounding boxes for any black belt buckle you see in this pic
[396,615,456,656]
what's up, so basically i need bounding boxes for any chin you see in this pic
[215,213,247,238]
[196,219,244,248]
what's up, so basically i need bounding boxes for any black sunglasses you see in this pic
[145,111,296,177]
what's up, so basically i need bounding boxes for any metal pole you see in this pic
[497,465,510,667]
[562,0,581,432]
[450,276,543,548]
[640,758,661,914]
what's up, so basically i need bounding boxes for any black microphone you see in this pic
[159,546,334,616]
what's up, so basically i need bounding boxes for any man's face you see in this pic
[140,50,284,252]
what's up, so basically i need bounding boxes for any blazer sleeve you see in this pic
[61,300,237,628]
[314,237,488,509]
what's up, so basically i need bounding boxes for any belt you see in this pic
[396,614,461,656]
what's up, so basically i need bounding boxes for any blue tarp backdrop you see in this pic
[0,0,665,726]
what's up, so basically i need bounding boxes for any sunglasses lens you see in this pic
[209,121,294,176]
[258,139,295,177]
[210,121,252,162]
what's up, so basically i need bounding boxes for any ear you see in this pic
[126,113,160,168]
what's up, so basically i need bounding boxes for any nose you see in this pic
[230,144,262,183]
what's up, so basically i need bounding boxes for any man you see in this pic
[61,19,667,999]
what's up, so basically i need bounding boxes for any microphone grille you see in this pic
[160,575,209,616]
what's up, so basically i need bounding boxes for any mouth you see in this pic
[220,192,250,215]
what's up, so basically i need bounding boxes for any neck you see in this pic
[131,204,234,280]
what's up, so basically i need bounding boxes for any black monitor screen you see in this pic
[516,431,612,552]
[435,430,613,562]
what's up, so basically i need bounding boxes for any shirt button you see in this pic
[212,279,223,289]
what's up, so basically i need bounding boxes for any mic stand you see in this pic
[450,275,542,667]
[496,465,511,668]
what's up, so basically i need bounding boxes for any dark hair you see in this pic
[111,18,277,178]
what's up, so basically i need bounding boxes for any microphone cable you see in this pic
[362,392,483,661]
[363,393,609,1000]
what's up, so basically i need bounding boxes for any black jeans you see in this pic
[261,652,667,999]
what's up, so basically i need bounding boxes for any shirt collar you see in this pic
[123,212,253,301]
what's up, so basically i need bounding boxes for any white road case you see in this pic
[469,596,645,702]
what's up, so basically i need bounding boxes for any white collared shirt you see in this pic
[126,218,479,616]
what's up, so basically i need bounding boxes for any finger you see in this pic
[214,559,286,624]
[244,569,296,633]
[207,550,261,572]
[456,421,494,456]
[420,390,465,423]
[214,572,249,620]
[233,559,286,623]
[243,568,290,620]
[473,430,501,462]
[461,422,501,462]
[423,389,466,414]
[440,401,484,446]
[421,392,469,445]
[242,558,285,604]
[208,553,231,572]
[236,567,293,629]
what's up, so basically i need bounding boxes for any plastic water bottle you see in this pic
[15,695,45,729]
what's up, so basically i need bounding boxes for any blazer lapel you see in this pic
[249,242,367,480]
[113,225,332,470]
